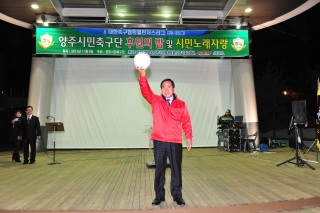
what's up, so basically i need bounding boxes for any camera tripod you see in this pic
[277,124,315,170]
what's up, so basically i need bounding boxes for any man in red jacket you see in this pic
[136,66,193,206]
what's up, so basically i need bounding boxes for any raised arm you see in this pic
[136,66,156,104]
[135,66,146,77]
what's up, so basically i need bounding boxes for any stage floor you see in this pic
[0,147,320,213]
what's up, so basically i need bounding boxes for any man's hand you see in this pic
[135,66,147,77]
[18,136,22,140]
[37,136,41,140]
[187,138,192,151]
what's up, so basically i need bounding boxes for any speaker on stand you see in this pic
[277,100,315,170]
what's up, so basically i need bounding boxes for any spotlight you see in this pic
[31,4,39,9]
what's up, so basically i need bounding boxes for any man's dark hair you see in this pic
[26,106,33,110]
[160,78,175,88]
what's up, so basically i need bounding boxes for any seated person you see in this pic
[219,109,234,122]
[218,109,234,128]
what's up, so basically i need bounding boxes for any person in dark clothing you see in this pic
[220,109,234,121]
[9,110,22,162]
[18,106,41,164]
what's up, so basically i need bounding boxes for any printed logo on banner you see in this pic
[231,37,246,52]
[38,33,54,49]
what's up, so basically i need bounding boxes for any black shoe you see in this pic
[152,197,165,205]
[12,153,15,161]
[23,160,29,164]
[29,161,35,164]
[15,154,22,162]
[174,197,185,205]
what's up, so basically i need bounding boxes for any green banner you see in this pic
[36,27,249,57]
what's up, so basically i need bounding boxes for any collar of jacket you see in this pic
[161,93,177,102]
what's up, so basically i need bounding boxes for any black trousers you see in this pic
[13,141,21,155]
[22,138,36,161]
[153,140,182,199]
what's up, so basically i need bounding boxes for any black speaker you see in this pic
[292,100,307,125]
[289,139,295,148]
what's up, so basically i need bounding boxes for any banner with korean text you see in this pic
[36,27,249,57]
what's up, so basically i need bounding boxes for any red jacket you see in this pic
[139,76,193,143]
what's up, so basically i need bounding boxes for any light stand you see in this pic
[144,125,155,168]
[144,125,170,169]
[46,116,62,165]
[297,126,314,151]
[277,117,315,170]
[302,139,319,164]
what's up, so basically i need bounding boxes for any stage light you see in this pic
[31,4,39,9]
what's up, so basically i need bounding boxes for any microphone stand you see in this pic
[46,116,61,165]
[277,117,314,170]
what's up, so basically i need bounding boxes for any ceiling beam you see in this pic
[102,0,109,23]
[62,8,108,17]
[50,0,70,24]
[252,0,320,30]
[222,0,237,18]
[0,13,32,29]
[181,10,223,19]
[181,0,237,20]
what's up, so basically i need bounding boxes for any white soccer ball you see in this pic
[134,52,151,69]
